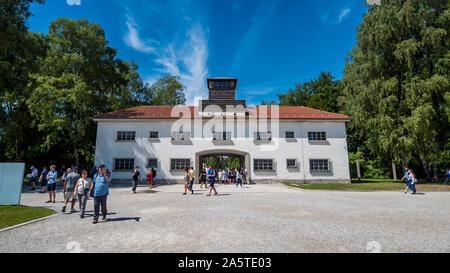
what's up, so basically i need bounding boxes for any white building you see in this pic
[93,77,350,184]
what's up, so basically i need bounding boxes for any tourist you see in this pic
[444,167,450,184]
[131,166,141,194]
[243,167,248,184]
[62,167,80,213]
[227,168,232,184]
[46,165,58,203]
[206,165,218,196]
[74,170,91,218]
[152,168,157,185]
[183,168,194,195]
[106,169,111,178]
[39,166,49,193]
[236,168,243,188]
[30,166,38,191]
[146,168,153,187]
[402,167,410,194]
[200,167,207,188]
[91,164,111,224]
[221,169,227,184]
[90,165,97,177]
[218,168,223,184]
[408,169,417,194]
[189,167,195,191]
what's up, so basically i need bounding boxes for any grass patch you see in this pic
[285,182,450,192]
[0,206,55,229]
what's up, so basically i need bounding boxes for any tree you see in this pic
[0,0,46,161]
[340,0,449,180]
[276,71,342,112]
[27,17,147,166]
[148,75,186,106]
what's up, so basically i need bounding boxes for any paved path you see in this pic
[1,183,450,253]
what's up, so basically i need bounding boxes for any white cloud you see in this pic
[155,24,209,104]
[338,7,351,23]
[124,15,156,53]
[66,0,81,6]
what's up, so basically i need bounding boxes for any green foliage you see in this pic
[340,0,450,180]
[348,151,391,179]
[148,75,186,106]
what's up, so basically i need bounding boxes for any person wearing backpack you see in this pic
[74,170,91,218]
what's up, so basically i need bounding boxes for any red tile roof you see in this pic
[93,105,349,120]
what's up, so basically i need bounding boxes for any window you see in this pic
[287,159,298,169]
[255,132,272,141]
[147,158,158,168]
[117,131,136,141]
[308,131,326,141]
[114,158,134,171]
[309,159,330,172]
[170,159,190,170]
[286,131,295,139]
[254,159,274,171]
[171,131,190,141]
[149,131,159,139]
[213,131,231,141]
[213,81,230,89]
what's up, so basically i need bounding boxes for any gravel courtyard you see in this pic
[1,183,450,253]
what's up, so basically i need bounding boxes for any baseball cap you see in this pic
[30,166,35,170]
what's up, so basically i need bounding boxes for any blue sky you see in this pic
[28,0,368,105]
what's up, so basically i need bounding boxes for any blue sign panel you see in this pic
[0,163,25,205]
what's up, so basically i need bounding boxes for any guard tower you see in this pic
[199,77,246,113]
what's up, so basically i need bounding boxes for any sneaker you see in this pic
[80,215,84,219]
[52,201,55,203]
[61,206,66,213]
[93,219,98,224]
[214,193,218,196]
[71,208,76,213]
[102,215,106,221]
[192,190,194,194]
[183,193,186,195]
[45,200,52,203]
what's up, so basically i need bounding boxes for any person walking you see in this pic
[183,168,194,195]
[402,167,410,194]
[243,167,248,184]
[30,166,38,191]
[444,167,450,184]
[408,169,417,194]
[39,166,49,193]
[152,168,157,185]
[189,167,195,192]
[131,166,141,194]
[221,169,226,184]
[236,168,243,188]
[200,167,207,188]
[206,165,218,196]
[147,169,153,187]
[74,170,91,218]
[90,164,111,224]
[62,167,80,213]
[46,165,58,203]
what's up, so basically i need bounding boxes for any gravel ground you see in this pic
[1,183,449,253]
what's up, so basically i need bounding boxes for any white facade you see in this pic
[93,117,351,184]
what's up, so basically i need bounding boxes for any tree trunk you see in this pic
[74,142,79,167]
[415,141,431,181]
[392,160,397,180]
[433,161,438,181]
[356,160,361,181]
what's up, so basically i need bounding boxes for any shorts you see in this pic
[41,179,48,186]
[64,191,75,200]
[30,176,38,183]
[47,183,56,191]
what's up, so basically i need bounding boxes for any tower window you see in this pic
[213,81,231,89]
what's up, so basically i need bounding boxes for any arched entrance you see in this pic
[195,149,251,183]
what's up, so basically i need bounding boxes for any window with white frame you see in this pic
[287,159,298,169]
[147,158,158,168]
[171,131,190,141]
[117,131,136,141]
[254,159,274,171]
[170,159,190,170]
[114,158,134,171]
[149,131,159,139]
[213,131,231,141]
[308,131,327,141]
[309,159,330,172]
[254,132,272,141]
